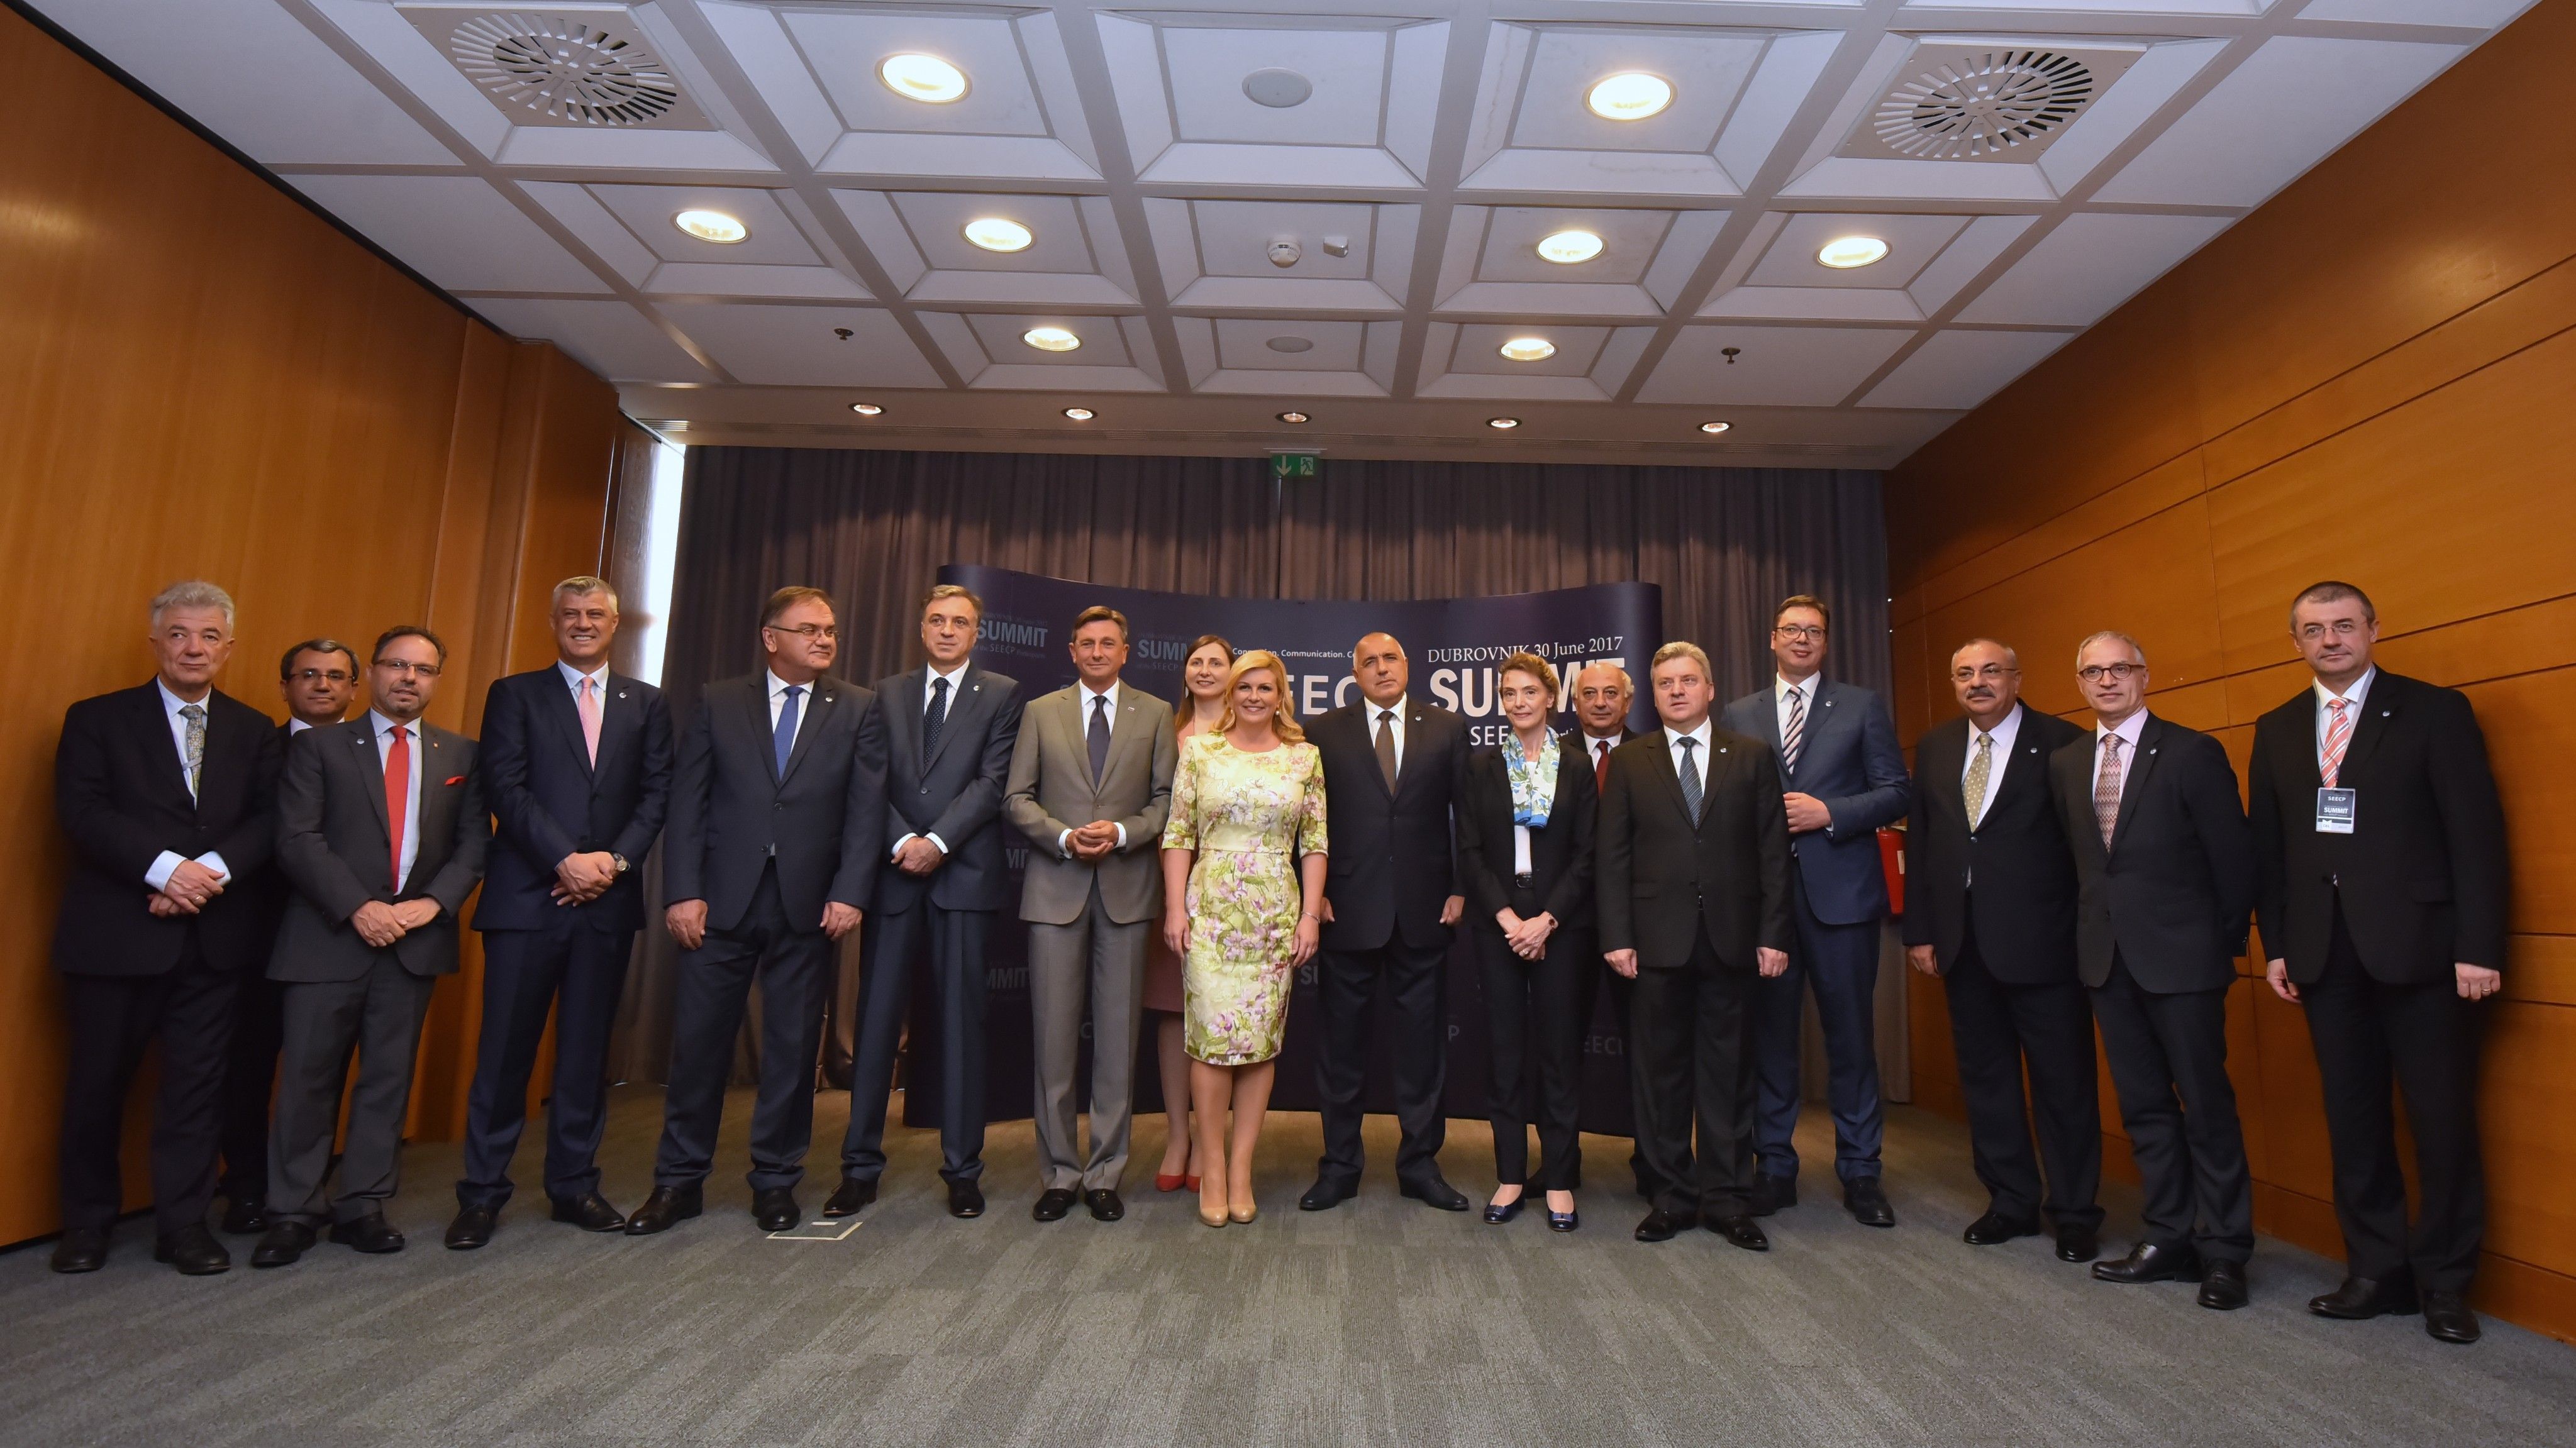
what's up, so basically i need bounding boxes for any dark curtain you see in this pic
[613,447,1892,1088]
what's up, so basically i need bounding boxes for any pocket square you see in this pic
[445,774,466,786]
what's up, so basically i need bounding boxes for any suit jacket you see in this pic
[2250,671,2509,985]
[474,666,674,934]
[52,682,285,976]
[1455,739,1597,931]
[271,719,489,981]
[1595,727,1794,971]
[872,663,1023,914]
[2049,714,2255,993]
[1310,699,1470,952]
[665,673,885,934]
[1901,706,2086,984]
[1003,683,1177,926]
[1719,678,1911,925]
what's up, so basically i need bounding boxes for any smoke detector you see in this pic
[1838,40,2140,163]
[403,6,715,129]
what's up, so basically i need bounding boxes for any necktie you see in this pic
[1374,709,1399,790]
[2094,734,2124,850]
[577,676,602,766]
[178,702,206,802]
[1594,738,1611,795]
[1780,686,1806,775]
[2320,697,2353,787]
[1088,694,1111,783]
[923,675,950,764]
[1675,736,1703,824]
[385,724,410,891]
[1963,731,1993,829]
[774,684,803,777]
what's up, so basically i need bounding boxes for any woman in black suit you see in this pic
[1457,651,1597,1230]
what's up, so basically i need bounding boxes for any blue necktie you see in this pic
[923,675,950,765]
[1676,736,1704,825]
[774,684,803,777]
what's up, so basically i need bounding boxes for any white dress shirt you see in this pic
[2094,709,2151,809]
[1775,673,1820,744]
[2315,666,2376,773]
[372,709,426,892]
[287,717,314,734]
[1665,719,1714,799]
[560,658,611,698]
[1058,679,1129,858]
[1363,695,1407,775]
[1961,702,2024,831]
[1578,730,1621,780]
[894,661,970,859]
[143,680,233,892]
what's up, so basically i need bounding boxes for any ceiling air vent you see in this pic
[1838,40,2141,165]
[401,6,715,129]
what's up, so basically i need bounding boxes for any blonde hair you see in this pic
[1216,649,1306,744]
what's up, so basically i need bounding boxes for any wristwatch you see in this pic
[611,854,630,875]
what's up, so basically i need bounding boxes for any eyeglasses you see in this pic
[374,660,441,677]
[1774,624,1826,642]
[2077,662,2144,683]
[288,668,355,685]
[767,624,839,641]
[1950,665,2019,682]
[2296,619,2368,641]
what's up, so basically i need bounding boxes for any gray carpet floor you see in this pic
[4,1090,2571,1447]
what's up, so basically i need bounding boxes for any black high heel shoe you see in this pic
[1482,1197,1525,1225]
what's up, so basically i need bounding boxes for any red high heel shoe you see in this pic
[1155,1173,1203,1193]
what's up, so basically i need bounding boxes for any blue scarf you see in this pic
[1505,731,1558,829]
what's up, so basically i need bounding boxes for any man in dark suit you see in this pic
[1299,632,1473,1213]
[253,626,488,1268]
[632,587,883,1237]
[213,637,358,1239]
[1599,641,1793,1248]
[2251,582,2508,1346]
[2050,629,2257,1310]
[1567,660,1658,1202]
[50,581,284,1276]
[1718,594,1911,1226]
[1902,638,2101,1263]
[831,583,1020,1220]
[447,577,673,1249]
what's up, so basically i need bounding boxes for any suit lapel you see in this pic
[923,668,975,775]
[1102,689,1151,795]
[594,673,640,781]
[1645,732,1697,832]
[2339,676,2399,780]
[348,721,393,844]
[413,728,453,880]
[131,685,197,814]
[541,670,597,782]
[781,682,838,785]
[2107,716,2164,858]
[741,678,781,785]
[1755,685,1789,783]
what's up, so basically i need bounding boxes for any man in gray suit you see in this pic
[1003,606,1176,1223]
[253,626,488,1268]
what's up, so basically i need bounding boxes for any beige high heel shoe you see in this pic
[1228,1183,1257,1224]
[1198,1186,1229,1228]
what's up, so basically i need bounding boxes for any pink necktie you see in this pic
[2319,697,2351,787]
[577,677,602,765]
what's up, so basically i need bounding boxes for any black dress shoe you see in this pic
[1482,1197,1525,1225]
[219,1198,268,1235]
[445,1204,497,1251]
[2197,1259,2250,1310]
[330,1212,406,1254]
[1710,1214,1770,1251]
[1299,1178,1357,1212]
[2056,1224,2100,1263]
[947,1180,985,1219]
[1085,1189,1125,1222]
[1748,1174,1796,1217]
[625,1183,703,1236]
[251,1220,315,1268]
[2092,1241,2202,1285]
[1963,1211,2040,1247]
[550,1192,628,1233]
[1635,1208,1684,1242]
[1843,1176,1896,1228]
[1033,1188,1079,1222]
[50,1227,108,1274]
[753,1187,800,1232]
[2310,1274,2419,1319]
[821,1176,878,1219]
[153,1224,231,1276]
[1399,1174,1470,1212]
[2421,1290,2482,1344]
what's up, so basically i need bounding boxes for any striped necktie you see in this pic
[1780,685,1806,775]
[2319,697,2353,787]
[1675,736,1703,825]
[2093,734,2124,850]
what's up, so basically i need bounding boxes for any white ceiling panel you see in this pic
[465,298,716,384]
[1637,326,1914,407]
[286,174,609,293]
[1956,212,2234,326]
[660,304,938,387]
[1099,14,1445,189]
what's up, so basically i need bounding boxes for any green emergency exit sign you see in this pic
[1270,451,1321,482]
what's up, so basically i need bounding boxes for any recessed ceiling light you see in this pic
[880,53,967,104]
[1817,235,1890,269]
[962,217,1032,253]
[1699,421,1731,435]
[1487,417,1519,429]
[1586,72,1672,122]
[1277,411,1310,424]
[850,402,883,416]
[1497,336,1556,363]
[1062,406,1095,421]
[1535,229,1604,265]
[673,209,746,244]
[1023,326,1081,352]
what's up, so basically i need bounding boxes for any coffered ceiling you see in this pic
[33,0,2533,467]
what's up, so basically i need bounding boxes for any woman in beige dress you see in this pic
[1148,634,1233,1193]
[1160,650,1328,1227]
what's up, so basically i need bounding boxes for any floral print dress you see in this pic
[1160,733,1328,1066]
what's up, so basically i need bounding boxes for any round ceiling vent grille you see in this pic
[1872,50,2094,160]
[448,14,682,127]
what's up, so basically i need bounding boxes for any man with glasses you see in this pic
[1903,640,2101,1263]
[256,627,488,1267]
[1719,595,1911,1227]
[2049,631,2255,1309]
[633,587,884,1237]
[2250,582,2506,1345]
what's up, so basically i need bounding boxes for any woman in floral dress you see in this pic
[1159,649,1328,1227]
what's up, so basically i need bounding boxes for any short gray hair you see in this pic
[149,580,235,633]
[2075,630,2146,668]
[1651,640,1713,680]
[554,575,619,610]
[1950,638,2021,670]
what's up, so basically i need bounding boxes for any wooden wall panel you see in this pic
[1886,0,2576,1340]
[0,10,620,1246]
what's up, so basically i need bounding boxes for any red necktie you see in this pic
[386,724,410,890]
[1594,738,1611,794]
